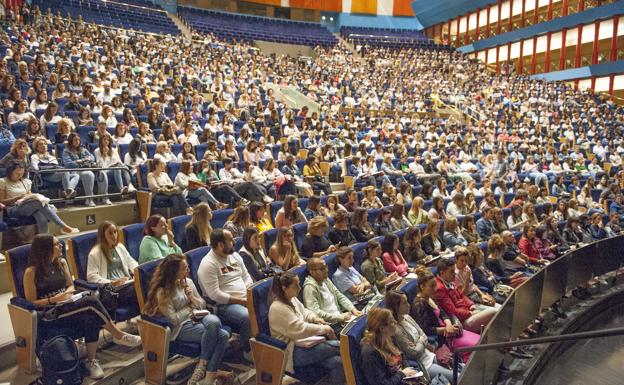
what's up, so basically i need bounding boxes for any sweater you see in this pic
[268,298,328,372]
[197,249,252,304]
[87,244,138,284]
[138,235,182,264]
[302,275,355,323]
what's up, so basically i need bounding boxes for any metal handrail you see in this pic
[31,166,134,204]
[451,326,624,385]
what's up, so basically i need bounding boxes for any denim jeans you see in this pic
[105,170,131,191]
[42,171,80,191]
[216,304,250,352]
[293,340,344,384]
[7,200,64,233]
[176,315,229,371]
[76,170,108,196]
[187,187,218,205]
[529,172,547,187]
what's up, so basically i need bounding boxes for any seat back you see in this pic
[134,258,163,312]
[340,314,369,385]
[168,215,190,250]
[292,222,308,251]
[210,209,234,230]
[351,242,368,273]
[248,269,278,337]
[185,246,211,295]
[399,279,419,305]
[67,231,98,280]
[262,228,279,254]
[121,223,145,261]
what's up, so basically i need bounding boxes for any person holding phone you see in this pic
[144,254,232,385]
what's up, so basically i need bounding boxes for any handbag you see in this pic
[160,185,180,196]
[98,283,120,313]
[434,343,454,368]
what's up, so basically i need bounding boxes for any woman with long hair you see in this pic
[239,227,275,281]
[407,196,429,226]
[385,290,453,382]
[249,201,274,232]
[268,271,344,384]
[390,203,411,231]
[24,234,140,379]
[223,206,250,238]
[361,239,401,292]
[402,226,428,265]
[350,207,376,242]
[144,254,231,385]
[381,234,411,277]
[442,216,467,250]
[95,133,135,195]
[269,227,304,271]
[361,185,383,209]
[183,203,214,251]
[422,219,447,256]
[410,268,479,362]
[275,194,307,228]
[360,307,422,385]
[87,221,139,314]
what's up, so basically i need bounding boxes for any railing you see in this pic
[31,166,134,204]
[454,235,624,385]
[451,326,624,385]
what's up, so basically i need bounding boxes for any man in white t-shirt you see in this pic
[198,229,253,359]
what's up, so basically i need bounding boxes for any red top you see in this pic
[517,236,540,264]
[382,251,409,277]
[434,276,474,322]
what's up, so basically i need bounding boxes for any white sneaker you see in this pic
[86,359,104,379]
[85,199,96,207]
[243,350,254,363]
[127,184,136,193]
[262,195,274,203]
[113,333,141,348]
[103,199,113,205]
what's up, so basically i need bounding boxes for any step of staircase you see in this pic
[334,33,364,61]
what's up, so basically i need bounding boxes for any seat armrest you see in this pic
[256,333,287,350]
[141,314,172,328]
[10,297,36,311]
[74,280,99,292]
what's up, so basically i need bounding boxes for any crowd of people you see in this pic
[3,2,624,385]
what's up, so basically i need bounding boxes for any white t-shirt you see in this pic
[318,281,340,315]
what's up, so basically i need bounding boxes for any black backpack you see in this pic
[32,335,85,385]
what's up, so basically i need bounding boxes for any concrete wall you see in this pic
[254,40,316,58]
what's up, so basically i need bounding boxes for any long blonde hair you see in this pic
[362,308,401,363]
[185,203,213,245]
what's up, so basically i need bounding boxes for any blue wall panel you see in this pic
[530,60,624,82]
[330,12,424,30]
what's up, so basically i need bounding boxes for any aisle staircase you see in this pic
[168,12,193,38]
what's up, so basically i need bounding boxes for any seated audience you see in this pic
[147,158,192,217]
[143,254,231,385]
[350,207,376,242]
[24,235,140,379]
[275,194,307,227]
[332,246,379,309]
[361,239,401,292]
[327,208,356,246]
[239,227,276,281]
[269,227,304,271]
[301,216,336,260]
[268,271,344,384]
[381,233,412,278]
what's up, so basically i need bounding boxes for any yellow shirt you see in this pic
[257,217,274,233]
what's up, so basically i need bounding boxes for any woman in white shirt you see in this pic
[8,99,36,126]
[174,160,227,209]
[123,139,147,178]
[39,102,63,128]
[29,89,49,112]
[95,134,135,194]
[98,105,118,129]
[112,123,133,146]
[177,123,200,146]
[268,271,343,384]
[87,221,139,315]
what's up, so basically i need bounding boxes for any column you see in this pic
[447,19,452,45]
[496,45,501,72]
[475,8,480,42]
[560,28,567,70]
[497,0,502,34]
[545,32,552,72]
[534,0,539,25]
[508,0,514,32]
[464,12,471,45]
[456,16,461,48]
[486,4,491,37]
[562,0,568,16]
[611,16,619,62]
[547,0,553,21]
[531,35,538,74]
[592,20,600,65]
[518,39,524,74]
[575,24,583,68]
[521,0,526,28]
